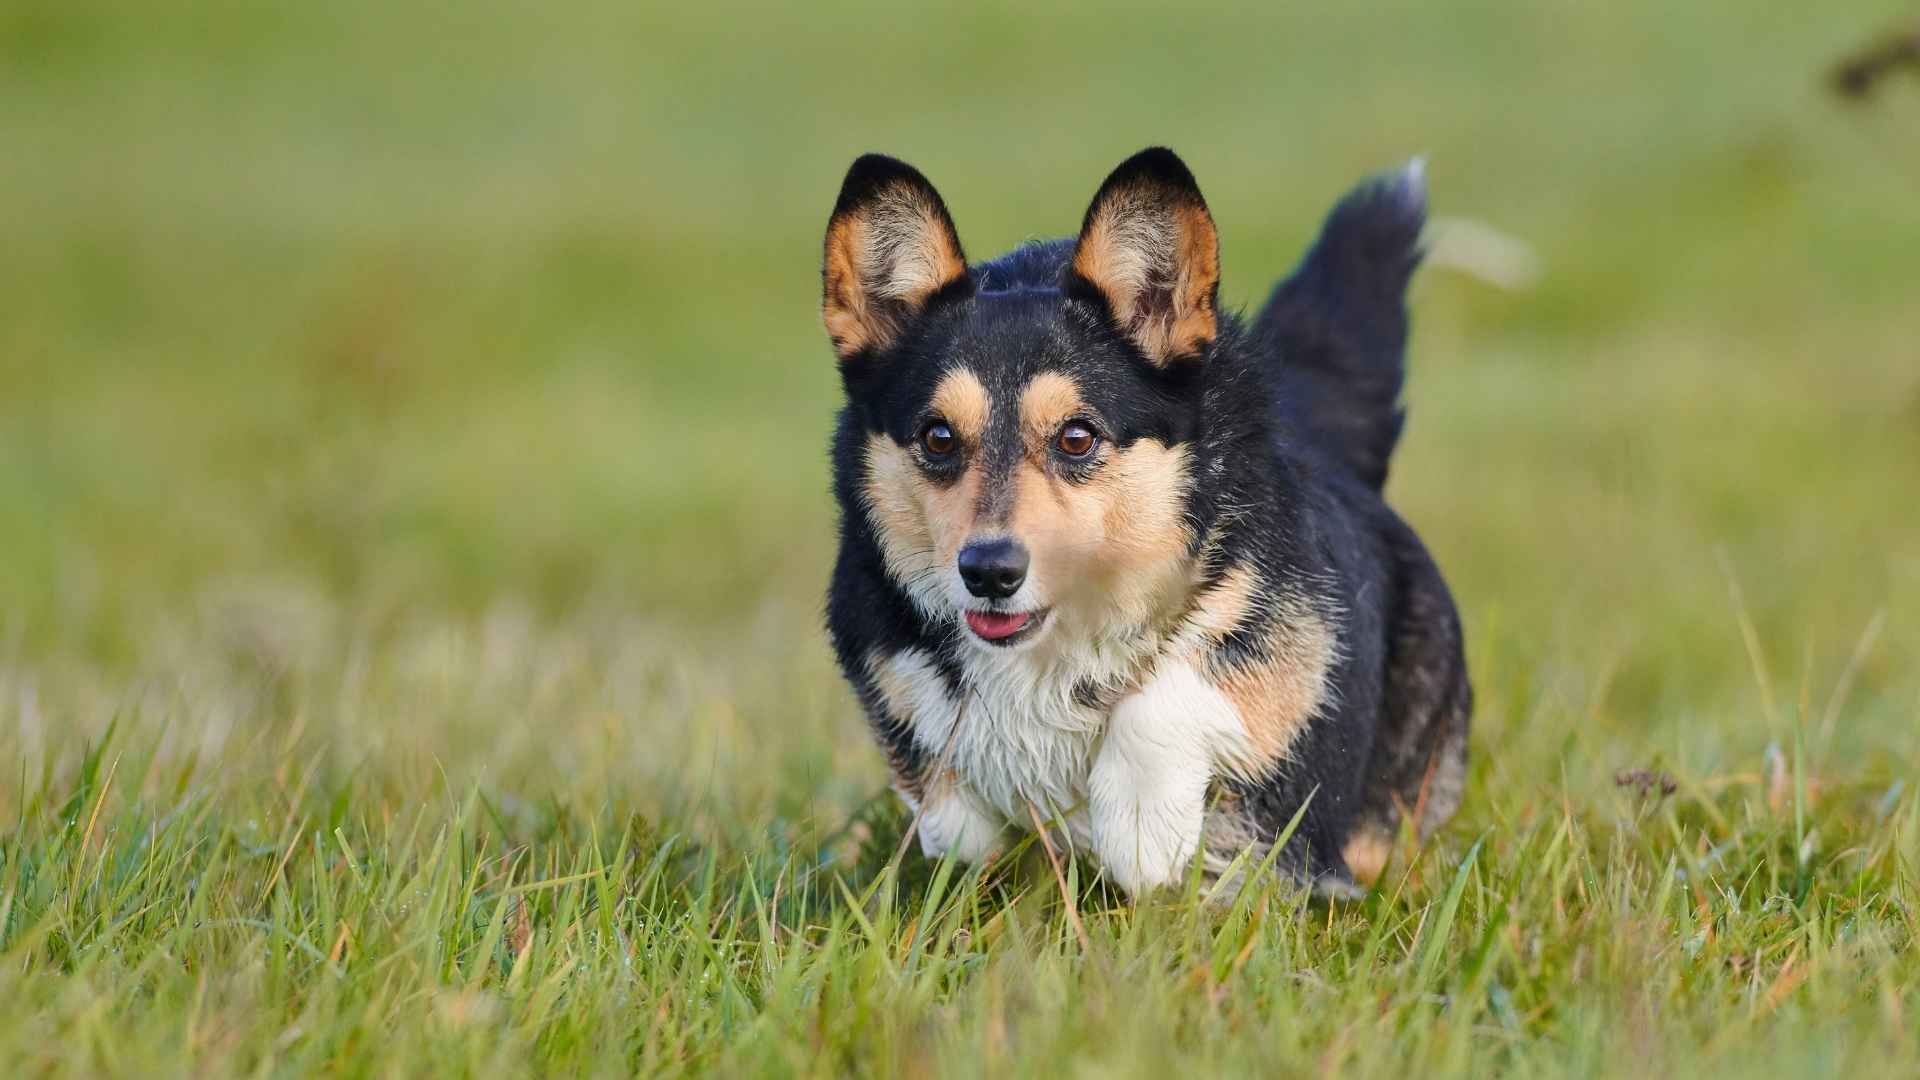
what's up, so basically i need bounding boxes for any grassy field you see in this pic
[4,0,1920,1074]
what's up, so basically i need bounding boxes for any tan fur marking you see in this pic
[1209,608,1337,768]
[1017,371,1086,444]
[861,434,981,593]
[1003,437,1194,631]
[822,183,966,359]
[1004,458,1056,533]
[1166,203,1220,358]
[1097,441,1193,562]
[1187,564,1259,642]
[1071,188,1218,365]
[821,216,875,355]
[930,369,990,444]
[1342,828,1394,885]
[860,436,934,579]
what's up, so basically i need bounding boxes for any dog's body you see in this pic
[821,149,1469,896]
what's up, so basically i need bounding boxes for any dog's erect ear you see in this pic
[1068,148,1220,366]
[821,154,969,362]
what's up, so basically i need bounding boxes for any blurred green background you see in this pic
[3,3,1920,1073]
[3,0,1918,812]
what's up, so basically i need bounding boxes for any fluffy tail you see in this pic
[1252,160,1427,491]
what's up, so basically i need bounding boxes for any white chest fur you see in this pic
[876,634,1258,896]
[877,601,1202,837]
[878,645,1107,824]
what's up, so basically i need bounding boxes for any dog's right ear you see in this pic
[822,155,970,362]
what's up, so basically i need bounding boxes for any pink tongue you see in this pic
[965,611,1032,640]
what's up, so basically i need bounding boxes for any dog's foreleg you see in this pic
[1088,661,1248,897]
[912,773,1006,864]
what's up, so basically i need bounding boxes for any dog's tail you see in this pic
[1252,160,1427,492]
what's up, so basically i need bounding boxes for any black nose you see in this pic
[957,539,1029,600]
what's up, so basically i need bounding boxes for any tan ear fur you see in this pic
[822,156,968,361]
[1070,148,1220,366]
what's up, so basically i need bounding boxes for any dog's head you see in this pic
[823,149,1221,651]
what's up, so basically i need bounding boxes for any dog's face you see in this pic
[823,150,1223,652]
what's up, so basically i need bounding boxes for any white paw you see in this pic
[1089,662,1241,896]
[914,781,1005,863]
[1089,777,1202,896]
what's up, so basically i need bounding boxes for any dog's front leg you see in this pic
[913,772,1007,864]
[1089,661,1246,897]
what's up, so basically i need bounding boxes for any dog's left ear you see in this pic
[1068,148,1220,366]
[821,154,970,363]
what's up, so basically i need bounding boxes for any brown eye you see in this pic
[920,422,956,457]
[1056,421,1098,458]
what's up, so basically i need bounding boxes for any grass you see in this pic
[3,0,1919,1074]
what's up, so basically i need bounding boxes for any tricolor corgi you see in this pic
[821,148,1469,897]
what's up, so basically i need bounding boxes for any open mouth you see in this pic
[963,608,1047,646]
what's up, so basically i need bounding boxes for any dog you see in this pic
[820,147,1469,897]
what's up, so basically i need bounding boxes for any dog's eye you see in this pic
[920,422,956,457]
[1055,422,1098,458]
